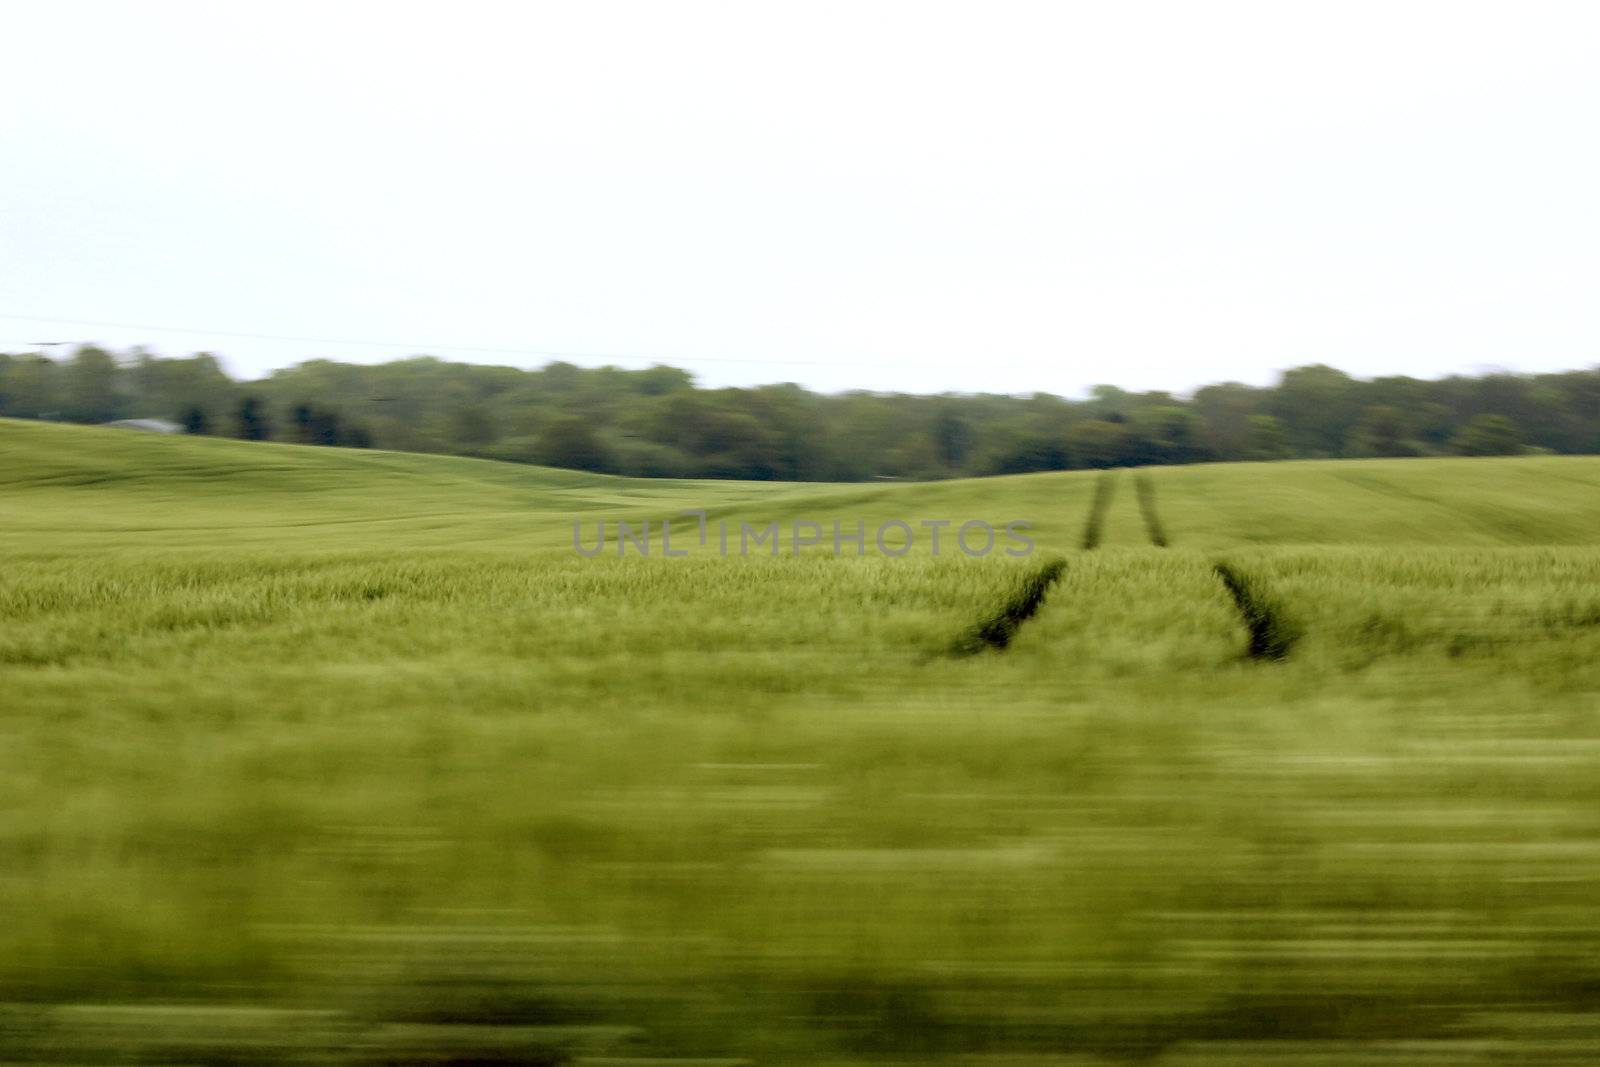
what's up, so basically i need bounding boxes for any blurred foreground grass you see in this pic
[5,419,1600,1063]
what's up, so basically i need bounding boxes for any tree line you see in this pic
[2,346,1596,479]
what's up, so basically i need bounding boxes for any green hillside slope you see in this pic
[8,418,1600,552]
[0,418,802,551]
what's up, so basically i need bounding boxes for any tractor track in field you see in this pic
[949,557,1067,656]
[1214,562,1301,661]
[1080,471,1118,550]
[948,471,1306,663]
[1135,472,1169,547]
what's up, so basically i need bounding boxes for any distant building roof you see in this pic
[104,418,183,434]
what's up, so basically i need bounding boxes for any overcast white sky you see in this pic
[3,1,1597,396]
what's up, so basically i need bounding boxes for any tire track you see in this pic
[949,557,1067,656]
[1081,471,1118,550]
[1135,472,1169,547]
[1214,562,1301,661]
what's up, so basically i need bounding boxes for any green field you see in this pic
[5,417,1600,1064]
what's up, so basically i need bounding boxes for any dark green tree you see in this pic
[1128,406,1205,465]
[236,396,272,440]
[1270,364,1358,456]
[342,421,373,448]
[1451,414,1522,456]
[1192,382,1262,460]
[180,405,209,434]
[1346,405,1415,457]
[537,415,613,472]
[309,409,341,446]
[0,354,62,417]
[64,346,120,423]
[1246,414,1289,460]
[1066,420,1130,468]
[933,404,973,469]
[447,403,499,449]
[291,403,314,444]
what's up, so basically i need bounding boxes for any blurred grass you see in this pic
[5,419,1600,1062]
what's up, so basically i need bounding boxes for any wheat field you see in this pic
[5,417,1600,1063]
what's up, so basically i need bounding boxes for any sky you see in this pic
[3,1,1597,397]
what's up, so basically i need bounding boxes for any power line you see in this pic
[0,312,974,372]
